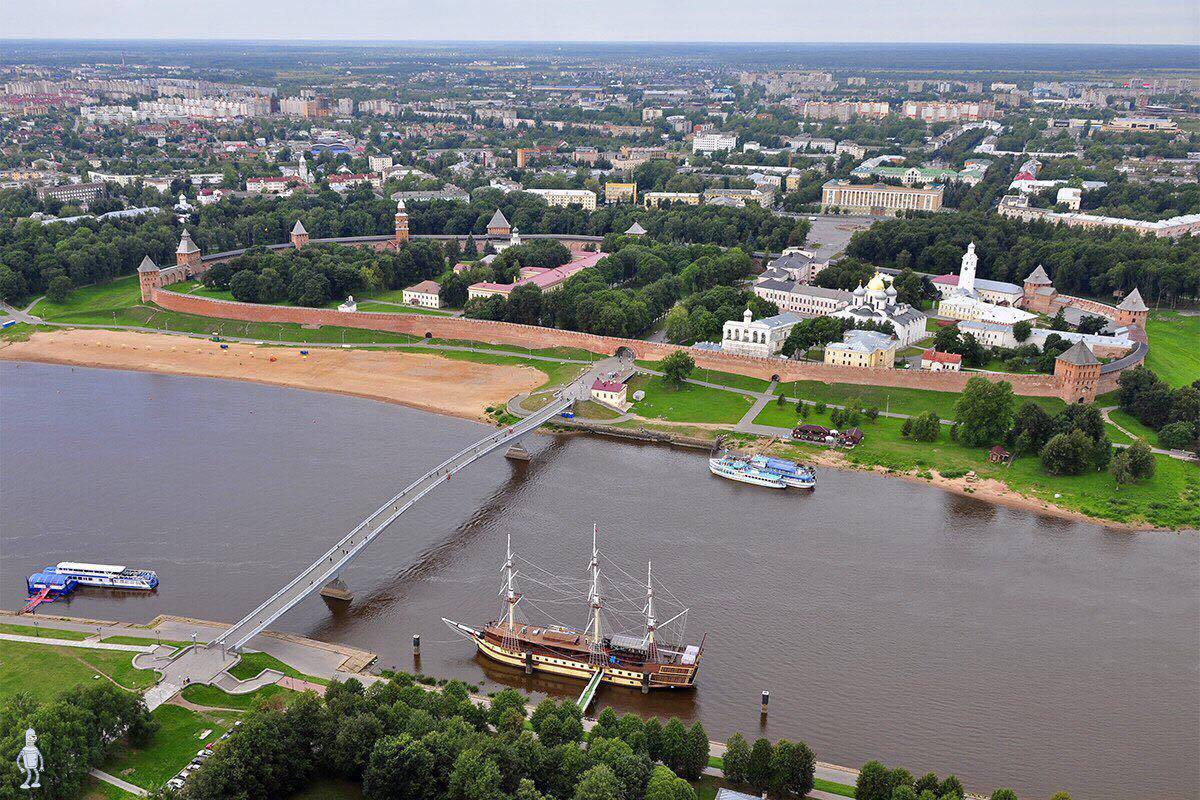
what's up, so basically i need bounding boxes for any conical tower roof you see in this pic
[1056,340,1100,367]
[291,219,308,235]
[625,221,647,235]
[176,229,200,254]
[1024,264,1052,285]
[137,255,159,273]
[1117,287,1147,312]
[488,208,509,228]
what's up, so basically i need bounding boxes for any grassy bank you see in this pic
[101,704,231,790]
[1145,311,1199,388]
[0,639,158,702]
[628,375,755,424]
[229,651,329,685]
[779,416,1199,529]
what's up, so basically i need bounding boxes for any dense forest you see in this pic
[844,210,1200,303]
[465,238,761,339]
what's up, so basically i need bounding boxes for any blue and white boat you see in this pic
[708,455,787,488]
[749,455,816,489]
[33,562,159,591]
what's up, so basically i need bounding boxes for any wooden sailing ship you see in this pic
[444,528,702,692]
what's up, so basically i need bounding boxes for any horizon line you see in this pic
[1,37,1197,48]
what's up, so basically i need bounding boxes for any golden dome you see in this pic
[866,273,888,292]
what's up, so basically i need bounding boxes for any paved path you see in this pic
[90,768,149,797]
[0,632,155,653]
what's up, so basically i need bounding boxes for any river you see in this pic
[2,362,1196,799]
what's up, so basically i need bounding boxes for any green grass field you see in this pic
[1106,408,1160,447]
[101,635,188,647]
[780,416,1200,529]
[1145,311,1199,387]
[776,380,1066,420]
[180,681,292,711]
[31,275,143,321]
[0,639,158,702]
[101,704,230,790]
[0,622,89,640]
[635,359,772,393]
[628,375,756,424]
[228,651,328,685]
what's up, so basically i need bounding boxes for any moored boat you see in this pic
[749,455,816,489]
[708,454,787,488]
[31,562,159,592]
[444,530,702,691]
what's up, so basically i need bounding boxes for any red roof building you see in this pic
[921,349,963,371]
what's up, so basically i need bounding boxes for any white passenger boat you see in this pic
[749,455,817,489]
[46,562,159,590]
[708,455,787,488]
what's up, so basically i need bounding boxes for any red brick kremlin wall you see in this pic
[152,289,1065,398]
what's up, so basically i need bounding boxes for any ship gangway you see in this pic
[577,667,604,714]
[212,392,575,653]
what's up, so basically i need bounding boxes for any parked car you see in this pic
[166,778,185,790]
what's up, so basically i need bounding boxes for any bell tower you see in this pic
[394,199,409,244]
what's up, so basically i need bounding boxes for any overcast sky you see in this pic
[1,0,1196,44]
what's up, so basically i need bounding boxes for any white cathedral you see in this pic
[831,272,928,348]
[936,243,1036,326]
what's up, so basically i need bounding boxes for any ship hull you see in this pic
[444,619,698,690]
[708,459,786,488]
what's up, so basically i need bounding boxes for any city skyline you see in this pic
[1,0,1198,45]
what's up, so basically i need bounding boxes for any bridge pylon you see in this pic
[319,577,353,602]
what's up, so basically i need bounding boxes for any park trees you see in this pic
[661,351,696,389]
[901,411,941,442]
[364,734,436,800]
[722,733,751,784]
[954,377,1015,447]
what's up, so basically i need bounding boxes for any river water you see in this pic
[2,362,1196,799]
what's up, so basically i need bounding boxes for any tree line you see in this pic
[1116,366,1200,453]
[843,210,1200,304]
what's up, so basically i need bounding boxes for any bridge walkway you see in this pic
[213,391,575,652]
[577,667,604,713]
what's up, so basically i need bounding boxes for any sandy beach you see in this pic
[0,329,546,421]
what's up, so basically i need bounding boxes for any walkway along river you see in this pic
[2,362,1196,800]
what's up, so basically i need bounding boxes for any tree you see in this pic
[892,788,918,800]
[787,740,815,798]
[989,790,1018,800]
[1012,320,1032,342]
[747,738,774,795]
[913,774,940,796]
[954,377,1015,448]
[1040,429,1095,476]
[1157,421,1197,451]
[364,734,436,800]
[903,411,941,442]
[722,733,751,784]
[938,775,965,799]
[660,718,688,775]
[229,268,260,302]
[449,750,505,800]
[329,712,383,778]
[661,351,695,390]
[679,722,709,781]
[664,306,693,344]
[46,274,73,304]
[644,765,697,800]
[574,764,624,800]
[489,688,527,729]
[1009,402,1055,453]
[1126,440,1156,481]
[1111,450,1135,487]
[855,760,893,800]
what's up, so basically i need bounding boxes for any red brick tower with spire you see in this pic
[394,199,409,245]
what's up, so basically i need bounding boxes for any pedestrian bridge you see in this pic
[212,391,575,652]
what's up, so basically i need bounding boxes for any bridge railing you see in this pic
[213,392,572,650]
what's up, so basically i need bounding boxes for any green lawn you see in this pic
[777,380,1064,420]
[784,416,1200,530]
[627,375,756,424]
[102,635,189,647]
[31,275,143,321]
[83,775,141,799]
[814,777,857,797]
[229,651,328,685]
[0,639,158,702]
[753,400,805,429]
[636,359,772,393]
[1145,311,1199,387]
[0,622,89,640]
[180,682,292,711]
[101,704,230,790]
[356,300,452,316]
[1106,408,1159,447]
[573,400,623,420]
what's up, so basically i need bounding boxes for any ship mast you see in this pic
[588,524,602,646]
[644,560,658,662]
[505,534,518,632]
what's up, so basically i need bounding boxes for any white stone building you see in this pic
[402,280,443,309]
[721,308,802,359]
[936,244,1037,325]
